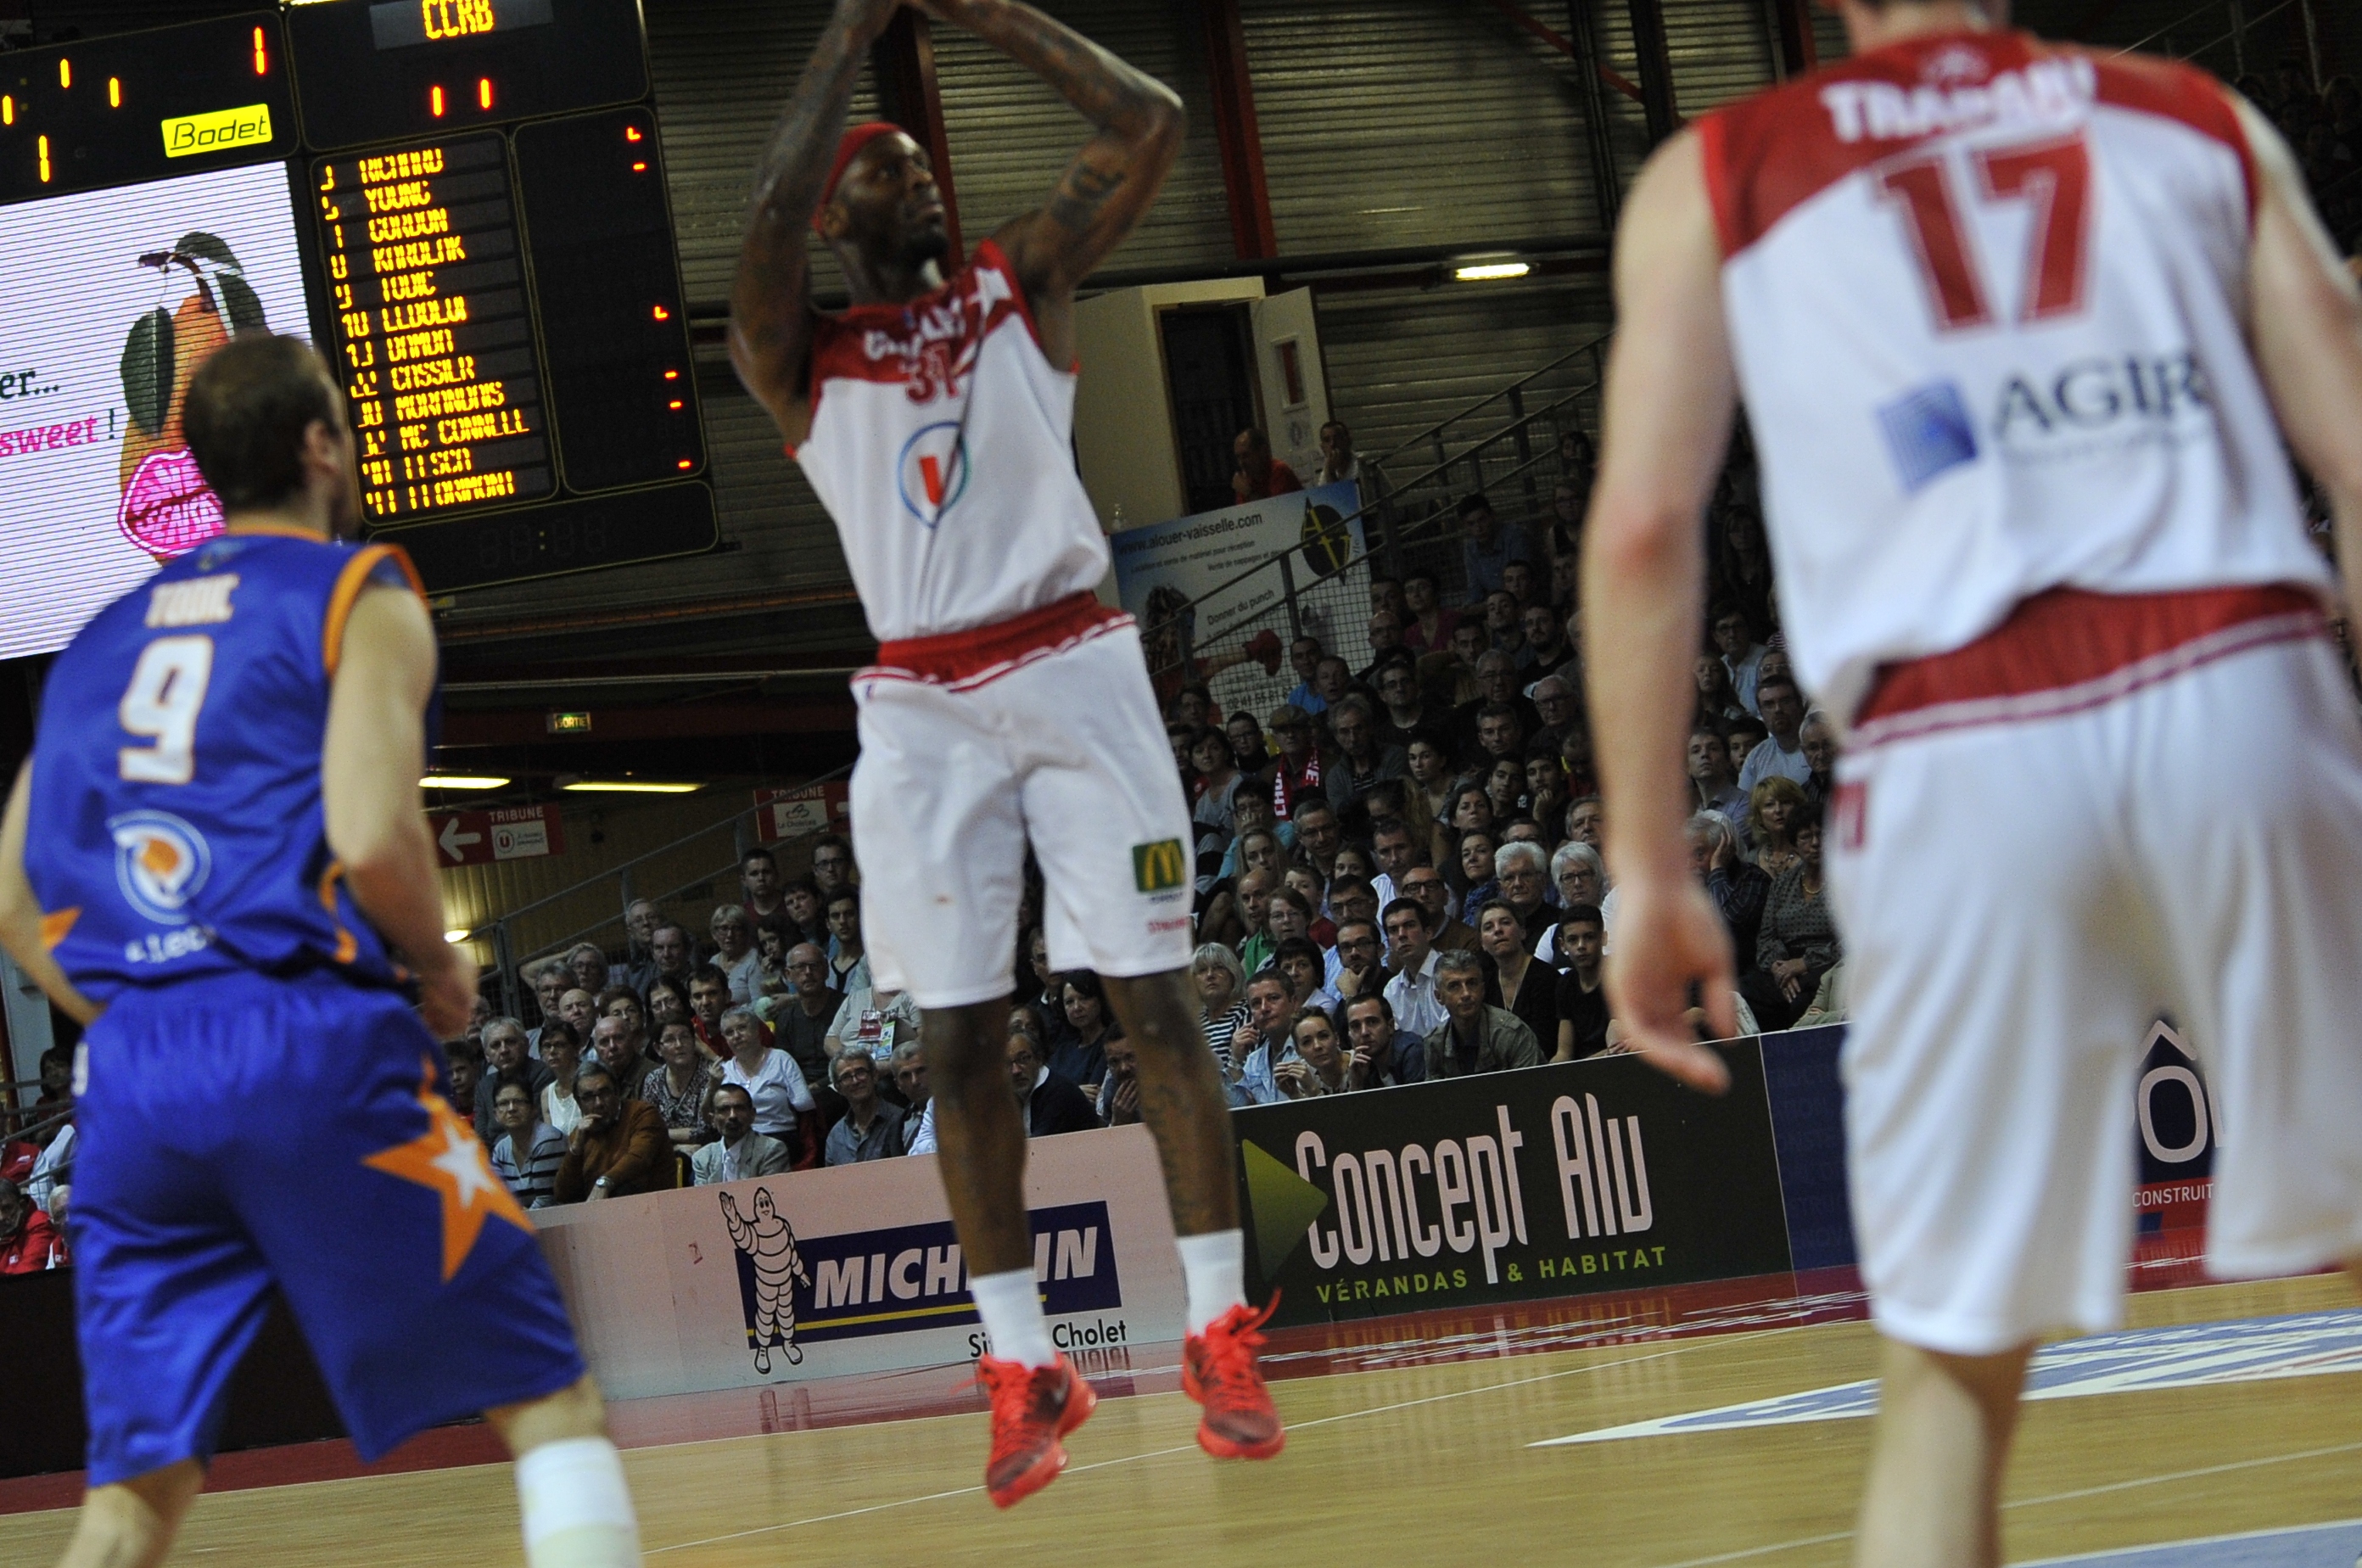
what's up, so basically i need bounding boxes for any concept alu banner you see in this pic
[1232,1043,1796,1327]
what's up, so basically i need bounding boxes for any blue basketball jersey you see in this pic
[24,528,430,1003]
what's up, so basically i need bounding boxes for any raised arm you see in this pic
[730,0,907,445]
[1580,130,1740,1093]
[916,0,1184,361]
[2233,95,2362,612]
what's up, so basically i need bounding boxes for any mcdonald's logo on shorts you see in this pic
[1132,838,1188,893]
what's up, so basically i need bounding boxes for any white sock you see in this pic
[970,1267,1057,1368]
[1177,1229,1247,1337]
[516,1436,641,1568]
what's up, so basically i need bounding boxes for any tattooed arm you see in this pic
[915,0,1184,365]
[730,0,906,446]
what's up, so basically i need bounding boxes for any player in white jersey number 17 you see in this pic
[1581,0,2362,1565]
[729,0,1283,1513]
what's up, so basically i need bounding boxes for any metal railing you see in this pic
[455,761,854,1019]
[1139,330,1612,723]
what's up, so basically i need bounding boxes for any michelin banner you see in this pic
[533,1124,1184,1399]
[1111,479,1369,714]
[1232,1042,1798,1328]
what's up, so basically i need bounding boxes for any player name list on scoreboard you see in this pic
[314,132,555,521]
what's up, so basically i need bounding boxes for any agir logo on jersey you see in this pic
[109,809,212,925]
[897,420,972,528]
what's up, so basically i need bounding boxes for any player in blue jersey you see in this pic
[0,334,642,1568]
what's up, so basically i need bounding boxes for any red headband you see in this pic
[814,122,908,233]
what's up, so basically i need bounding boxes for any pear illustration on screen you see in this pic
[117,233,268,562]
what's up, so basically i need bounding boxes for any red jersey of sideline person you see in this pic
[1,1202,67,1274]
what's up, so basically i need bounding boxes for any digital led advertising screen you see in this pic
[0,159,311,661]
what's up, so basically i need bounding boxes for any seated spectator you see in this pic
[1459,655,1541,765]
[1233,425,1301,501]
[1478,899,1557,1047]
[442,1038,486,1130]
[590,1014,653,1100]
[1689,723,1751,823]
[1049,972,1117,1095]
[687,964,737,1057]
[1738,674,1813,794]
[1221,971,1301,1107]
[1482,590,1526,667]
[1399,864,1480,954]
[1330,916,1388,1005]
[1361,609,1408,685]
[691,1084,792,1185]
[1744,801,1839,1032]
[555,986,600,1050]
[1368,815,1422,910]
[892,1039,934,1155]
[1274,1008,1354,1099]
[1726,713,1769,780]
[538,1019,585,1137]
[1289,796,1346,888]
[1749,776,1809,878]
[1502,557,1541,612]
[1453,829,1501,923]
[636,922,697,1000]
[1495,840,1555,933]
[740,846,787,928]
[644,1020,718,1150]
[825,1047,906,1166]
[1374,659,1438,752]
[1282,635,1329,716]
[1553,905,1613,1061]
[1097,1036,1142,1127]
[0,1177,65,1274]
[1008,1010,1102,1136]
[1311,656,1352,714]
[1191,943,1251,1060]
[1799,710,1839,803]
[1565,794,1604,851]
[1458,493,1531,601]
[770,944,842,1088]
[25,1118,74,1220]
[621,898,662,982]
[1400,570,1461,653]
[1215,787,1293,882]
[645,976,696,1039]
[566,941,610,1000]
[551,1064,669,1201]
[596,984,650,1045]
[1712,603,1768,716]
[1260,888,1319,975]
[826,984,921,1063]
[1483,758,1526,825]
[1426,949,1542,1078]
[1797,960,1850,1029]
[1283,864,1335,943]
[1530,674,1581,750]
[1526,746,1569,832]
[710,904,764,1005]
[1268,705,1327,820]
[1226,709,1273,781]
[1325,696,1407,813]
[1691,811,1772,964]
[1381,898,1448,1038]
[720,1005,820,1168]
[809,832,858,907]
[1343,992,1426,1087]
[825,892,871,995]
[1523,604,1576,681]
[1189,726,1243,854]
[781,876,827,949]
[525,963,570,1053]
[1533,842,1605,964]
[1696,652,1749,725]
[1273,936,1341,1016]
[489,1080,568,1208]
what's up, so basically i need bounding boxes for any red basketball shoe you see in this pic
[1182,1298,1285,1460]
[977,1352,1098,1509]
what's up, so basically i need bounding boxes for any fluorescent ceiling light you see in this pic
[1454,260,1531,282]
[444,928,473,944]
[559,778,703,794]
[421,775,511,790]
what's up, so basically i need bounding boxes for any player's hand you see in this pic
[417,944,478,1042]
[1601,871,1737,1095]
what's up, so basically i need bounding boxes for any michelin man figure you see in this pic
[722,1187,812,1373]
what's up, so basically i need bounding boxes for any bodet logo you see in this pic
[724,1193,1123,1369]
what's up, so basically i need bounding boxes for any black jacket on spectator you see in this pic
[1705,862,1773,968]
[1023,1072,1102,1138]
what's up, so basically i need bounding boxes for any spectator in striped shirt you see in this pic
[489,1080,567,1209]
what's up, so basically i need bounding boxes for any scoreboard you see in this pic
[0,0,716,660]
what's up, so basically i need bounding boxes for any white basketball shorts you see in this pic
[848,593,1198,1010]
[1830,585,2362,1356]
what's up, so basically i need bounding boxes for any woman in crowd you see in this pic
[780,876,826,949]
[1273,1008,1354,1099]
[596,986,648,1048]
[1049,972,1117,1095]
[489,1079,568,1209]
[1745,800,1839,1033]
[709,902,762,1004]
[566,941,608,998]
[1283,865,1336,946]
[1452,828,1500,922]
[645,975,695,1043]
[1694,653,1749,725]
[1478,900,1556,1046]
[749,918,798,1004]
[1748,776,1809,878]
[1189,726,1241,854]
[719,1004,818,1168]
[644,1018,717,1151]
[1330,843,1377,899]
[1399,571,1459,653]
[1190,944,1251,1066]
[537,1018,584,1137]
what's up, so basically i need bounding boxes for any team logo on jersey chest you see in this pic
[897,420,972,527]
[109,809,212,925]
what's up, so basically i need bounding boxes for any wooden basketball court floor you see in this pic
[2,1248,2357,1568]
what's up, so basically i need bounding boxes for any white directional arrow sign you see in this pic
[437,816,483,864]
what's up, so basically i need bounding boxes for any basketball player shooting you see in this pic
[0,336,642,1568]
[730,0,1283,1509]
[1580,0,2362,1562]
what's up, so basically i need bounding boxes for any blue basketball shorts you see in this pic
[70,968,585,1487]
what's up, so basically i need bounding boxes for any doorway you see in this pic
[1159,305,1260,515]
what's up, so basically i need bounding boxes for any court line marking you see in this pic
[1633,1440,2362,1568]
[645,1327,1805,1554]
[2014,1514,2362,1565]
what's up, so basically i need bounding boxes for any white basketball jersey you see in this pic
[1701,32,2330,724]
[796,239,1111,644]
